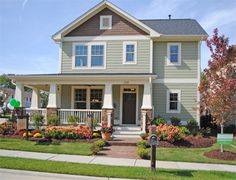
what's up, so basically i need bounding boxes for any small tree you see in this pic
[199,29,236,152]
[32,113,44,130]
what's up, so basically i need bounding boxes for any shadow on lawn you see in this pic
[160,170,194,178]
[35,141,61,146]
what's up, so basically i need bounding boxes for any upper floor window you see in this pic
[166,90,181,113]
[91,45,104,66]
[100,15,112,30]
[167,43,181,66]
[123,41,137,64]
[73,42,106,69]
[75,45,88,67]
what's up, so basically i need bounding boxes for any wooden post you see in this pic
[26,113,29,140]
[151,125,157,171]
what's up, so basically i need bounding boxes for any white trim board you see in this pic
[153,79,198,84]
[62,35,150,41]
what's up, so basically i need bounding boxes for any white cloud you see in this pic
[200,7,236,31]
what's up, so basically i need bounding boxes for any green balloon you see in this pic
[15,101,20,108]
[10,98,17,107]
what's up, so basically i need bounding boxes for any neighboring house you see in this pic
[0,87,32,108]
[9,1,208,133]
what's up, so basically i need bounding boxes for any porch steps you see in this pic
[108,137,140,146]
[112,126,142,139]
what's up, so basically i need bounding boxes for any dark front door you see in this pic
[122,93,136,124]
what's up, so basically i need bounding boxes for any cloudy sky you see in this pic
[0,0,236,74]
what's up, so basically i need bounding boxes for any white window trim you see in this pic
[167,43,181,66]
[72,42,106,69]
[71,86,104,109]
[100,15,112,30]
[123,41,137,64]
[166,89,181,113]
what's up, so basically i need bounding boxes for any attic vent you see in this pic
[100,15,112,30]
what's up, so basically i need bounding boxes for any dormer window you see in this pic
[100,15,112,30]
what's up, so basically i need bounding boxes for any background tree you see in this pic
[199,29,236,130]
[0,74,15,89]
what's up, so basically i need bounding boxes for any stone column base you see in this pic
[141,108,153,133]
[102,108,114,126]
[46,108,58,119]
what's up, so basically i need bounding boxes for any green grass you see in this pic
[0,138,92,156]
[156,139,236,165]
[0,157,235,180]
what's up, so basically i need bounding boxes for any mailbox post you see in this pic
[149,125,158,171]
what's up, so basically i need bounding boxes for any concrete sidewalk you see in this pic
[0,168,133,180]
[0,149,235,172]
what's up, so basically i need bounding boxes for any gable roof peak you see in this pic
[52,0,160,42]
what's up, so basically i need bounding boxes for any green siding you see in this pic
[61,40,150,73]
[153,83,197,122]
[61,85,71,109]
[153,42,198,78]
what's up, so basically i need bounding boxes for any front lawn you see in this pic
[0,157,235,180]
[156,139,236,165]
[0,138,93,156]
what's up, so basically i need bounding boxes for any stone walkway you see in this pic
[99,146,137,159]
[0,149,236,172]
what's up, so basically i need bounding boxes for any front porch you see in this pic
[10,74,156,132]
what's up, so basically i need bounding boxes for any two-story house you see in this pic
[9,0,208,134]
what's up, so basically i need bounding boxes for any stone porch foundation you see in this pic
[141,108,153,133]
[102,108,114,126]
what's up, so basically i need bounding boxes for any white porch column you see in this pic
[47,83,58,108]
[102,83,113,126]
[31,88,40,109]
[102,83,113,109]
[141,82,152,109]
[15,82,24,107]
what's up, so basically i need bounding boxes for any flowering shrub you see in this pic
[33,132,42,138]
[92,132,101,138]
[156,124,182,143]
[23,132,32,137]
[101,126,113,134]
[44,125,92,139]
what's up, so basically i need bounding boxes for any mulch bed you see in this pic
[158,136,216,148]
[204,150,236,161]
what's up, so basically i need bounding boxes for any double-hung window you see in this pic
[90,89,103,109]
[74,89,87,109]
[123,41,137,64]
[75,45,88,67]
[167,43,181,65]
[166,90,181,113]
[74,43,106,69]
[73,88,103,110]
[91,45,104,67]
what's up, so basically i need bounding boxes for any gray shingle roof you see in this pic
[140,19,208,36]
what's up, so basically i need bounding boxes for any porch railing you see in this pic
[58,109,102,125]
[25,108,47,125]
